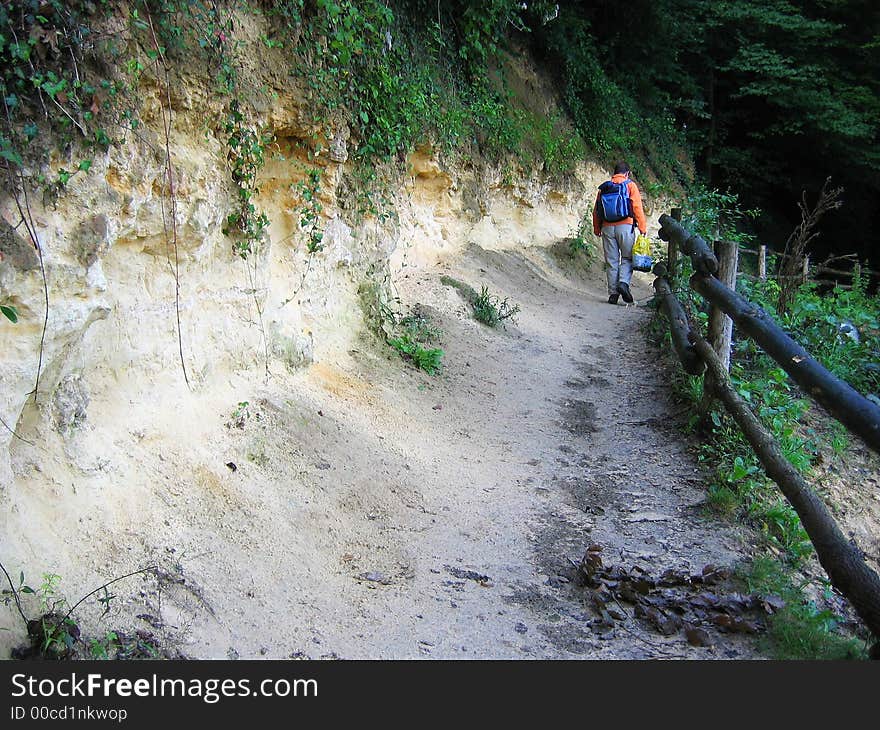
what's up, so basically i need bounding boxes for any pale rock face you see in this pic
[187,193,226,238]
[514,178,551,209]
[322,215,356,268]
[0,10,666,658]
[1,217,40,272]
[0,120,632,495]
[85,259,109,293]
[329,128,350,164]
[52,374,90,435]
[270,326,314,371]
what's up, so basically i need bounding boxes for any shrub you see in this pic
[388,335,443,375]
[386,305,444,375]
[473,285,520,328]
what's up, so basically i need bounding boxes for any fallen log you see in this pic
[653,276,705,376]
[691,273,880,455]
[691,334,880,646]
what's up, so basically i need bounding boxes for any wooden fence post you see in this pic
[707,241,739,372]
[758,245,767,281]
[669,207,682,277]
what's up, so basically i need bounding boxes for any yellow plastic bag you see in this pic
[633,234,653,272]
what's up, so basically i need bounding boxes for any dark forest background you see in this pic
[519,0,880,260]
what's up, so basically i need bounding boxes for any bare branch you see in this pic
[777,178,843,315]
[0,559,29,625]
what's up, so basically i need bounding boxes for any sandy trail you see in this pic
[196,241,756,659]
[1,238,759,660]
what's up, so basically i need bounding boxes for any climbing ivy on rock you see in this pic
[221,99,273,259]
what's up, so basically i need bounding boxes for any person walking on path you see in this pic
[592,162,647,304]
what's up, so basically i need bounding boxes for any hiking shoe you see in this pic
[607,293,619,304]
[617,282,634,303]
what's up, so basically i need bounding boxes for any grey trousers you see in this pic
[601,225,636,295]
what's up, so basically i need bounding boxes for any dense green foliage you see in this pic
[527,2,686,181]
[528,0,879,257]
[0,1,123,193]
[741,271,880,395]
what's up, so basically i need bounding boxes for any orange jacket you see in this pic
[592,174,647,236]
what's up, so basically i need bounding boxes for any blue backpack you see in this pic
[597,179,633,223]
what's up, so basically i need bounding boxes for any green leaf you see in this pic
[40,77,67,99]
[78,159,92,173]
[11,43,30,61]
[0,148,23,166]
[1,305,18,323]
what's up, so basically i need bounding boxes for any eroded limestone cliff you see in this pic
[1,9,642,656]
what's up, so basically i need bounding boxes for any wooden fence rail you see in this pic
[652,274,704,376]
[655,213,880,647]
[690,273,880,453]
[730,243,878,282]
[658,214,880,455]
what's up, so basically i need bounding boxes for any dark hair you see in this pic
[613,161,630,174]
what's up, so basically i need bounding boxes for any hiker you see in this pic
[592,162,647,304]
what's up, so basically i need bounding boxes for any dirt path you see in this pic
[177,241,757,659]
[11,238,763,660]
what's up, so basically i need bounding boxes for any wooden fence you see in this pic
[730,242,877,287]
[655,211,880,650]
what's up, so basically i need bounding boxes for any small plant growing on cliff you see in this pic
[221,101,274,259]
[1,570,78,659]
[399,307,442,344]
[1,562,158,660]
[389,335,444,375]
[295,167,325,253]
[227,401,250,429]
[570,213,597,259]
[387,305,444,375]
[473,285,520,328]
